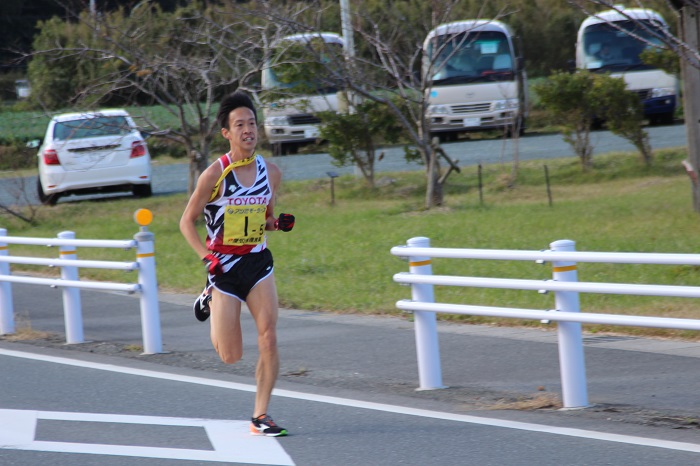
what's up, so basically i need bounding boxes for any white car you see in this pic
[37,109,152,206]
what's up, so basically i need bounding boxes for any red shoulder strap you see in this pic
[219,153,231,169]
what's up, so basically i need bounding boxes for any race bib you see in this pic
[222,205,267,245]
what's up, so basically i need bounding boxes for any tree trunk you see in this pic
[425,154,435,209]
[425,147,443,208]
[188,150,209,195]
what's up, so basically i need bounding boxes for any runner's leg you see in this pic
[245,274,280,417]
[210,288,243,364]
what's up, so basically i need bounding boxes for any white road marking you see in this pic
[2,348,700,455]
[0,408,293,465]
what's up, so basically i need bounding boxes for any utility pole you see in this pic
[339,0,357,113]
[339,0,355,60]
[672,1,700,211]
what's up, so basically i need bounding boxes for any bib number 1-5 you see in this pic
[223,206,266,245]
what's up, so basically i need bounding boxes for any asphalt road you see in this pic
[2,284,700,465]
[0,123,688,206]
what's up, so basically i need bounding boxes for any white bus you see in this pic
[576,7,678,124]
[423,20,528,141]
[261,32,345,156]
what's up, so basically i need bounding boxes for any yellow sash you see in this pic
[209,155,256,202]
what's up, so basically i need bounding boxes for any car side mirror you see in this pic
[140,131,151,140]
[26,139,41,149]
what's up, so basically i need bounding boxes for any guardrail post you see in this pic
[0,229,14,335]
[58,231,84,344]
[407,237,445,390]
[134,211,162,354]
[550,239,588,408]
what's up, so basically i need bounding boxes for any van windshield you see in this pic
[582,20,665,72]
[428,30,515,85]
[54,116,131,140]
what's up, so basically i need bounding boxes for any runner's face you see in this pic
[223,107,257,156]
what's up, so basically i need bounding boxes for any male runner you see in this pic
[179,91,295,437]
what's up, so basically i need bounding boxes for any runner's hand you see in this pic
[202,253,223,275]
[276,213,295,232]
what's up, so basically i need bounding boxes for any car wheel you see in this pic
[132,183,153,198]
[37,177,60,206]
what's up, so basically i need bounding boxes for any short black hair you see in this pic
[217,91,257,129]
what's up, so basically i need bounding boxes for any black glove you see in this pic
[202,253,223,275]
[276,213,295,232]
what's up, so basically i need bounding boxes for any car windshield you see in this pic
[54,116,131,140]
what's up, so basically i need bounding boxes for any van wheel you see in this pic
[37,177,59,206]
[652,112,674,126]
[133,183,153,198]
[506,117,525,138]
[437,132,458,143]
[285,143,299,155]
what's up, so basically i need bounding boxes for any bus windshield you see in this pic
[428,31,514,85]
[263,41,343,95]
[582,20,665,72]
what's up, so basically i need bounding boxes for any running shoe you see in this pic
[250,414,288,437]
[193,291,211,322]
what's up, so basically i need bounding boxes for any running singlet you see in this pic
[204,154,272,255]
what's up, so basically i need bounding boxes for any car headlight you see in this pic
[650,87,675,98]
[266,116,289,126]
[493,99,519,111]
[428,105,449,115]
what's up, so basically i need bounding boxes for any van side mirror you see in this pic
[26,139,41,149]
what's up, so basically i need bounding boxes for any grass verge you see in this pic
[3,147,700,340]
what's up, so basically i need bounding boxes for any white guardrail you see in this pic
[391,236,700,409]
[0,209,162,354]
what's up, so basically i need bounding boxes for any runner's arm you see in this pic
[180,166,220,260]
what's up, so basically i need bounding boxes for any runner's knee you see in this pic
[218,348,243,364]
[213,340,243,364]
[257,330,277,354]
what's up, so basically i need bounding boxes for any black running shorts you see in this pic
[209,248,274,302]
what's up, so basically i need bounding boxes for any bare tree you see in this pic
[256,1,518,209]
[0,179,39,224]
[0,143,41,224]
[26,2,269,194]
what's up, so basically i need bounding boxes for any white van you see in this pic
[261,33,345,156]
[423,20,528,141]
[576,7,678,124]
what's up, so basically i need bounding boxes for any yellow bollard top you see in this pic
[134,208,153,227]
